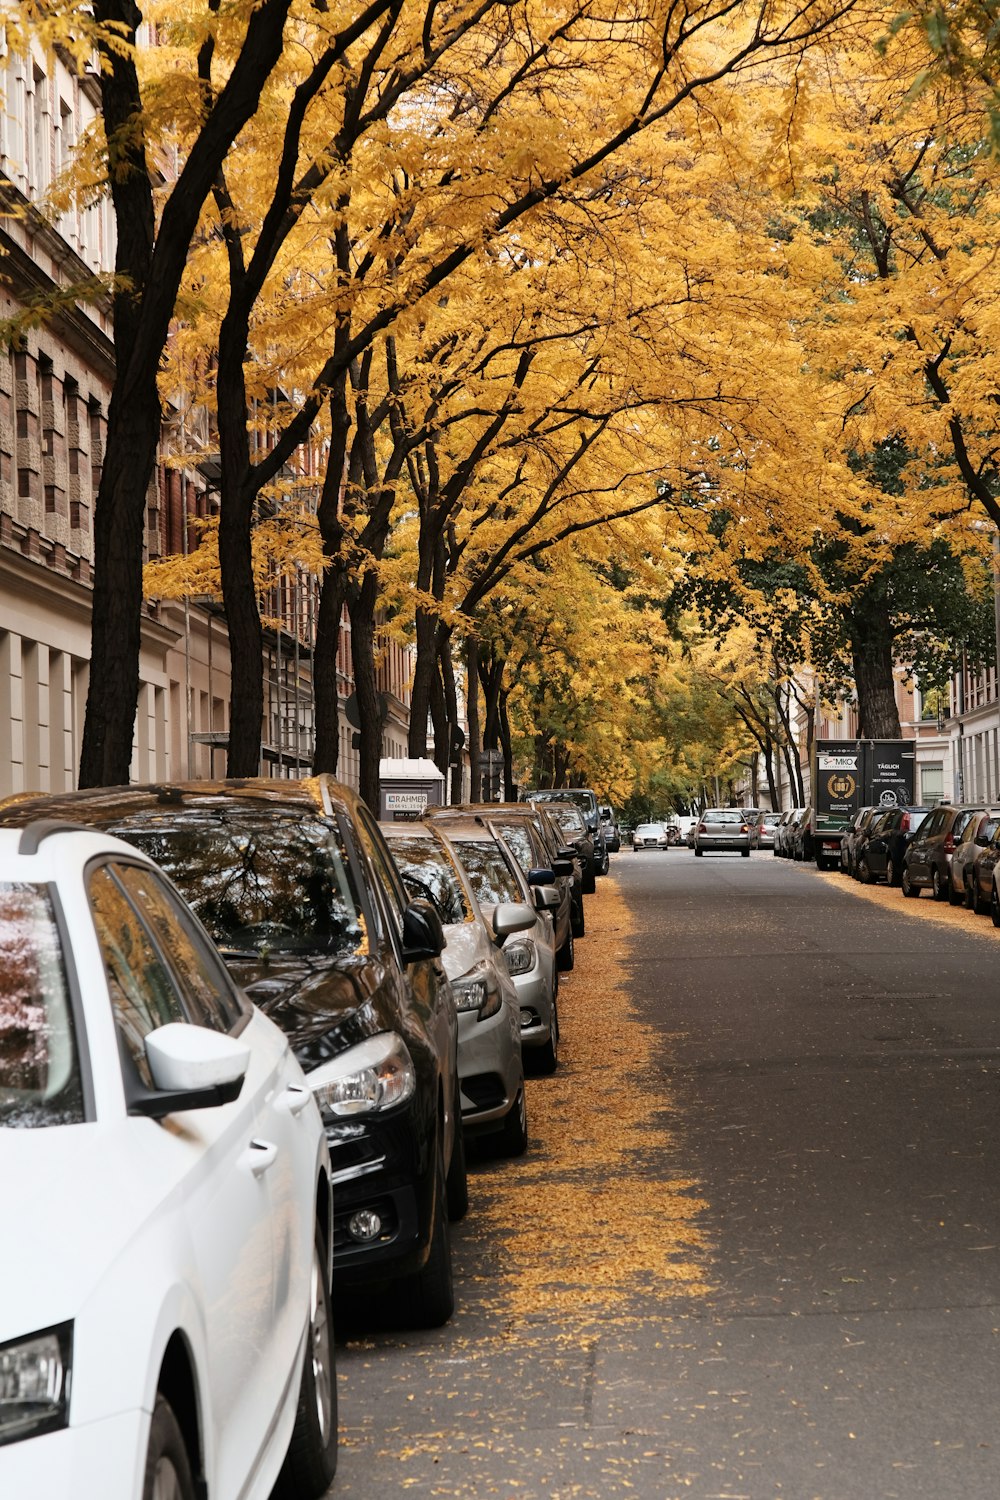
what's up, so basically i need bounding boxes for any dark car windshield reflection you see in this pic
[112,814,368,958]
[388,836,469,924]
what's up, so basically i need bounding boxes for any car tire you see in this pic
[901,866,921,897]
[857,857,871,884]
[948,874,964,906]
[532,996,559,1075]
[446,1110,469,1222]
[741,847,750,858]
[992,881,1000,928]
[143,1395,196,1500]
[272,1229,338,1500]
[966,878,977,911]
[694,847,703,857]
[971,877,985,915]
[557,927,575,972]
[598,851,610,876]
[931,866,947,902]
[885,856,898,887]
[571,899,585,939]
[496,1083,529,1157]
[395,1145,454,1328]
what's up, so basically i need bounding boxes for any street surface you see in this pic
[332,850,1000,1499]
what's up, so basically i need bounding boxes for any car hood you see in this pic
[235,953,391,1074]
[1,1121,190,1338]
[440,920,493,982]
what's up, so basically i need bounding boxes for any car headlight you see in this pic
[503,938,536,976]
[0,1323,72,1447]
[307,1033,416,1117]
[452,962,503,1020]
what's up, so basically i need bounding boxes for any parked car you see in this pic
[774,808,804,858]
[945,809,1000,905]
[632,821,669,850]
[430,801,580,952]
[854,805,929,887]
[0,778,466,1327]
[840,805,879,876]
[599,804,621,852]
[382,822,531,1156]
[788,806,815,862]
[432,815,561,1073]
[542,801,598,905]
[524,789,605,889]
[963,820,1000,915]
[901,802,987,900]
[754,811,781,849]
[0,821,336,1500]
[693,808,752,857]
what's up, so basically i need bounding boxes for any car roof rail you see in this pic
[18,819,92,856]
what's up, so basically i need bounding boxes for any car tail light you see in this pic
[943,832,955,854]
[900,813,910,832]
[697,823,707,833]
[740,823,748,833]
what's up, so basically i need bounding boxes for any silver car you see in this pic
[694,808,753,856]
[383,822,532,1154]
[438,817,560,1075]
[632,821,669,850]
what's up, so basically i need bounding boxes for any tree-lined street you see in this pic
[334,851,1000,1498]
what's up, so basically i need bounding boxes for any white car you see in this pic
[0,824,336,1500]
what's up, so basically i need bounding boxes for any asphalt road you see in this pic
[331,850,1000,1499]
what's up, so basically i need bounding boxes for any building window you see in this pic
[920,763,944,806]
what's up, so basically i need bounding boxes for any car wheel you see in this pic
[395,1145,454,1328]
[143,1396,196,1500]
[885,856,898,887]
[901,866,921,897]
[557,926,575,972]
[966,878,977,911]
[694,847,703,857]
[272,1229,338,1500]
[598,852,610,876]
[992,881,1000,928]
[948,873,964,906]
[446,1109,469,1222]
[532,996,559,1075]
[583,858,596,895]
[496,1083,529,1158]
[857,857,871,884]
[741,847,750,858]
[571,898,585,938]
[931,866,947,902]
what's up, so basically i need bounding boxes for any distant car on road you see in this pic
[694,808,752,857]
[632,822,669,850]
[754,812,781,849]
[0,821,336,1500]
[599,804,621,852]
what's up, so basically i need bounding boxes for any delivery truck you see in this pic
[809,739,916,870]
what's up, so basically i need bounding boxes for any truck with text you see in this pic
[809,739,916,871]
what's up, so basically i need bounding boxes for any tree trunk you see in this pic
[429,652,449,777]
[218,483,263,777]
[437,628,463,802]
[851,618,901,738]
[312,560,348,775]
[466,636,481,804]
[348,572,383,811]
[499,686,516,800]
[408,607,438,757]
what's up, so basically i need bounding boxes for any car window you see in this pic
[0,882,84,1129]
[113,812,368,959]
[492,822,538,875]
[115,864,245,1032]
[954,809,980,840]
[386,835,469,925]
[355,806,409,934]
[90,864,188,1091]
[451,838,522,905]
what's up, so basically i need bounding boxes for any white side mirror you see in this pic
[145,1023,250,1093]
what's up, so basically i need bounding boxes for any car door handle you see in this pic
[278,1084,312,1117]
[242,1139,279,1177]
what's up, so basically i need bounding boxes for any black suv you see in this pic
[901,802,986,901]
[0,777,465,1327]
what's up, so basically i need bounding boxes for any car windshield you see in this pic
[111,813,368,957]
[450,839,521,905]
[705,811,744,823]
[531,790,597,818]
[0,883,84,1129]
[386,835,469,925]
[635,824,663,835]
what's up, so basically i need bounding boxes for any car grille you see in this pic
[462,1072,507,1112]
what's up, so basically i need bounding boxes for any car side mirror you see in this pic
[401,898,445,962]
[557,846,577,861]
[493,902,537,940]
[532,883,561,912]
[553,859,574,878]
[129,1023,249,1119]
[527,865,556,886]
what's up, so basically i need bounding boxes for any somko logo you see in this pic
[828,773,856,800]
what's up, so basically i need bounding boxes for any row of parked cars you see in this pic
[835,798,1000,919]
[0,776,614,1500]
